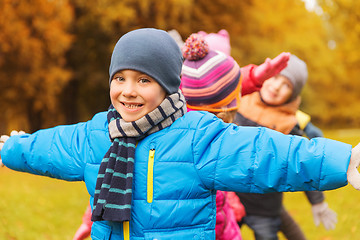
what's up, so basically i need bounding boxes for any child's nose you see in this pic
[122,82,137,97]
[273,81,282,90]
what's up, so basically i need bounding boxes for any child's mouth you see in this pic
[267,91,277,98]
[122,103,143,109]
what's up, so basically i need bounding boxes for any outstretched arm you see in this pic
[192,113,353,193]
[253,52,291,83]
[0,112,110,181]
[241,52,291,96]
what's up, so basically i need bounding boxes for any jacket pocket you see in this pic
[147,148,155,203]
[144,227,205,240]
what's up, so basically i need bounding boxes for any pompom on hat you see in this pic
[181,33,242,112]
[109,28,183,94]
[182,33,209,60]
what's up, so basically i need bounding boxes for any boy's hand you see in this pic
[0,130,26,167]
[311,202,337,230]
[252,52,291,84]
[347,143,360,190]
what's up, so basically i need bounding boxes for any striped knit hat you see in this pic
[109,28,183,94]
[181,34,241,112]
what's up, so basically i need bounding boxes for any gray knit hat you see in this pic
[109,28,183,94]
[279,54,308,101]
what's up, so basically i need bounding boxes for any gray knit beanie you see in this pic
[109,28,183,94]
[279,54,308,102]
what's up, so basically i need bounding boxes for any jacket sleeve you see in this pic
[304,191,325,205]
[192,113,352,194]
[1,112,109,181]
[304,122,324,139]
[241,64,263,96]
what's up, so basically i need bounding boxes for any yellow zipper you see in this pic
[123,221,130,240]
[147,149,155,203]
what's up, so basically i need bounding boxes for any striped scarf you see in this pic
[92,90,187,222]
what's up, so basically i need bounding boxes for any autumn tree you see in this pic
[316,0,360,127]
[0,0,73,133]
[2,0,358,132]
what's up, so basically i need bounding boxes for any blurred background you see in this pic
[0,0,360,134]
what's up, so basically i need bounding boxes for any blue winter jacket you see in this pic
[2,111,352,240]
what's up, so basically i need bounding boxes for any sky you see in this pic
[302,0,317,11]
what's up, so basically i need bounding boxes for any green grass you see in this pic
[0,129,359,239]
[0,170,89,240]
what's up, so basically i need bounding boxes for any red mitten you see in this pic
[73,204,93,240]
[73,224,92,240]
[252,52,291,85]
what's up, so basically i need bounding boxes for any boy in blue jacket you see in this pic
[1,28,360,240]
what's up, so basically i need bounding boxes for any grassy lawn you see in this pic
[0,170,89,240]
[0,129,359,239]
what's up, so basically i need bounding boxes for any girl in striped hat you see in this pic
[181,33,244,240]
[180,32,293,240]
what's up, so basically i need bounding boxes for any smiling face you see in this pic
[110,69,167,122]
[259,74,294,106]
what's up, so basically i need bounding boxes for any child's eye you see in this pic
[285,83,292,89]
[139,78,150,83]
[113,76,124,82]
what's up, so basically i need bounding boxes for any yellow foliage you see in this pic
[0,0,74,132]
[1,0,359,132]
